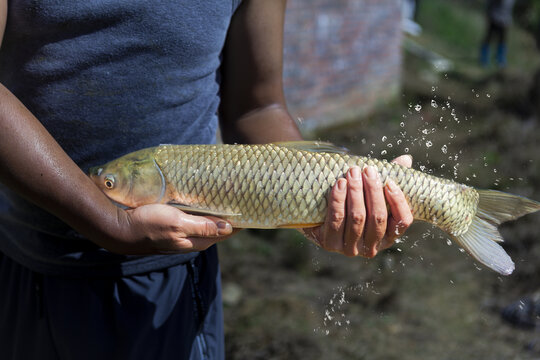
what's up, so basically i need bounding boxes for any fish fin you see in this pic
[278,223,323,229]
[451,217,514,275]
[476,189,540,225]
[273,141,349,154]
[168,203,241,218]
[451,190,540,276]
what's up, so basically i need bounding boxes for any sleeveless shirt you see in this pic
[0,0,242,276]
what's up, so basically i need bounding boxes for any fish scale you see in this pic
[153,144,476,231]
[89,141,540,275]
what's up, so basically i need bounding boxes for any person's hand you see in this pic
[300,155,414,257]
[104,204,234,255]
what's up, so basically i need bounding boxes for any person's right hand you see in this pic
[105,204,234,255]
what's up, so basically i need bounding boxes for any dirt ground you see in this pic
[219,7,540,360]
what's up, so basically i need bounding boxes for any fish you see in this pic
[89,141,540,275]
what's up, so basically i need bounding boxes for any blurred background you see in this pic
[220,1,540,358]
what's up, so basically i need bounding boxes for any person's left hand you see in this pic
[300,155,414,257]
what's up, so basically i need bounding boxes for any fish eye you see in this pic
[104,175,115,189]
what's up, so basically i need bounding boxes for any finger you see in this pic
[322,178,347,252]
[177,213,233,238]
[392,154,413,168]
[359,166,387,258]
[343,167,365,257]
[184,229,242,252]
[380,179,414,250]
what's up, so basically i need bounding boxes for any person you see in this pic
[0,0,414,359]
[480,0,516,68]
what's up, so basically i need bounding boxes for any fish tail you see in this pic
[451,190,540,276]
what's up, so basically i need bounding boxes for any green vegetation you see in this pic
[415,0,540,73]
[417,0,485,57]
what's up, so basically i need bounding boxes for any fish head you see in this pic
[89,148,165,207]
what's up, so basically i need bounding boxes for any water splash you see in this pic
[441,145,448,154]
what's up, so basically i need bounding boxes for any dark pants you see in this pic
[0,247,224,360]
[481,21,508,66]
[483,20,507,46]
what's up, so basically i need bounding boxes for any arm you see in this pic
[0,1,231,254]
[220,0,302,143]
[0,84,232,254]
[220,0,413,257]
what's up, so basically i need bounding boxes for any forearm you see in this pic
[220,103,303,144]
[0,83,124,246]
[219,0,303,144]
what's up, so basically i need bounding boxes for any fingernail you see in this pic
[404,154,413,163]
[217,221,232,234]
[386,178,398,193]
[350,166,361,179]
[365,166,378,179]
[337,178,346,191]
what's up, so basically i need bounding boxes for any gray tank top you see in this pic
[0,0,242,276]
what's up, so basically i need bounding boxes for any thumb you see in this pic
[178,213,233,237]
[392,154,413,168]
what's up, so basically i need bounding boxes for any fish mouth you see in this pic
[88,166,103,177]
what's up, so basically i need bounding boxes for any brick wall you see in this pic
[283,0,402,132]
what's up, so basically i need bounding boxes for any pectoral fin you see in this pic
[168,203,241,218]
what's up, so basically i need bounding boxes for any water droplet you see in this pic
[486,93,491,98]
[441,145,447,154]
[381,150,387,155]
[414,104,422,112]
[425,141,432,148]
[400,122,405,127]
[431,100,438,108]
[381,136,387,142]
[404,147,409,153]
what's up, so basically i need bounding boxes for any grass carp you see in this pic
[89,142,540,275]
